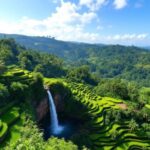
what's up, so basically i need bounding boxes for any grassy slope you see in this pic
[0,69,149,149]
[44,78,150,150]
[0,109,25,148]
[0,68,32,148]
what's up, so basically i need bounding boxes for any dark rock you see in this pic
[36,98,49,122]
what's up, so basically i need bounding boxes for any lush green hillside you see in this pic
[0,33,102,58]
[0,68,78,150]
[0,33,150,86]
[0,68,149,149]
[0,38,65,78]
[0,67,42,148]
[44,78,150,150]
[0,38,149,149]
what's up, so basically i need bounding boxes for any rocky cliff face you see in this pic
[54,94,65,113]
[36,98,49,122]
[36,94,65,122]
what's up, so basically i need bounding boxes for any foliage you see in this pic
[95,78,129,99]
[0,83,9,106]
[129,119,139,132]
[138,87,150,105]
[142,123,150,131]
[0,61,6,75]
[46,137,78,150]
[111,130,119,140]
[67,81,150,149]
[5,119,45,150]
[31,72,45,102]
[18,49,65,77]
[5,119,78,150]
[0,68,46,106]
[0,37,150,149]
[10,82,28,100]
[127,82,139,101]
[67,65,97,85]
[1,35,149,86]
[0,39,19,65]
[44,78,89,120]
[0,39,65,78]
[45,79,70,96]
[1,35,150,86]
[140,107,150,121]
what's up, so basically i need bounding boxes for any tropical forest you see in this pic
[0,34,150,150]
[0,0,150,150]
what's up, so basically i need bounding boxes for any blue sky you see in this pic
[0,0,150,46]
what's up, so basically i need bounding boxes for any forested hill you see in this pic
[0,33,150,86]
[0,38,150,150]
[0,38,65,78]
[0,33,104,58]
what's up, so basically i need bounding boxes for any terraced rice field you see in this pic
[0,68,31,148]
[0,106,22,148]
[67,82,150,150]
[1,70,149,149]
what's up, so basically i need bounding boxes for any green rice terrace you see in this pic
[0,68,150,149]
[66,82,150,150]
[0,68,33,148]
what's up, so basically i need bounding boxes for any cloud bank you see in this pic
[0,0,148,45]
[113,0,127,9]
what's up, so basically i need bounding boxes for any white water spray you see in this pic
[47,90,63,134]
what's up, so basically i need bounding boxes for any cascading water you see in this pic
[47,90,63,134]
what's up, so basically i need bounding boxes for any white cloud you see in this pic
[113,0,127,9]
[105,34,148,45]
[49,1,97,25]
[52,0,58,4]
[79,0,107,11]
[96,25,104,30]
[80,0,92,5]
[0,1,98,43]
[0,17,148,45]
[0,0,149,45]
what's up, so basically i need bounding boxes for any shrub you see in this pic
[95,79,129,100]
[0,83,9,106]
[5,119,78,150]
[30,72,45,102]
[10,82,28,100]
[46,137,78,150]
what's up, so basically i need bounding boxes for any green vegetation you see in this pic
[0,106,21,148]
[0,83,9,106]
[0,38,65,78]
[0,38,149,149]
[1,34,150,86]
[65,81,149,149]
[67,65,98,85]
[5,119,78,150]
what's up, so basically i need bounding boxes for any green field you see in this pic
[0,69,149,149]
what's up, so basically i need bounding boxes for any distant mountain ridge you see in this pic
[0,33,149,56]
[144,46,150,50]
[0,33,104,58]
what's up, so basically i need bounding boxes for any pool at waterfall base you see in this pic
[43,119,77,140]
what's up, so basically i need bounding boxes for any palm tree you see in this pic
[0,60,6,75]
[129,119,139,132]
[111,130,118,140]
[142,123,150,131]
[105,116,110,125]
[115,111,121,122]
[141,107,150,121]
[139,87,150,106]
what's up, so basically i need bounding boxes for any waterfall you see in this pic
[47,90,62,134]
